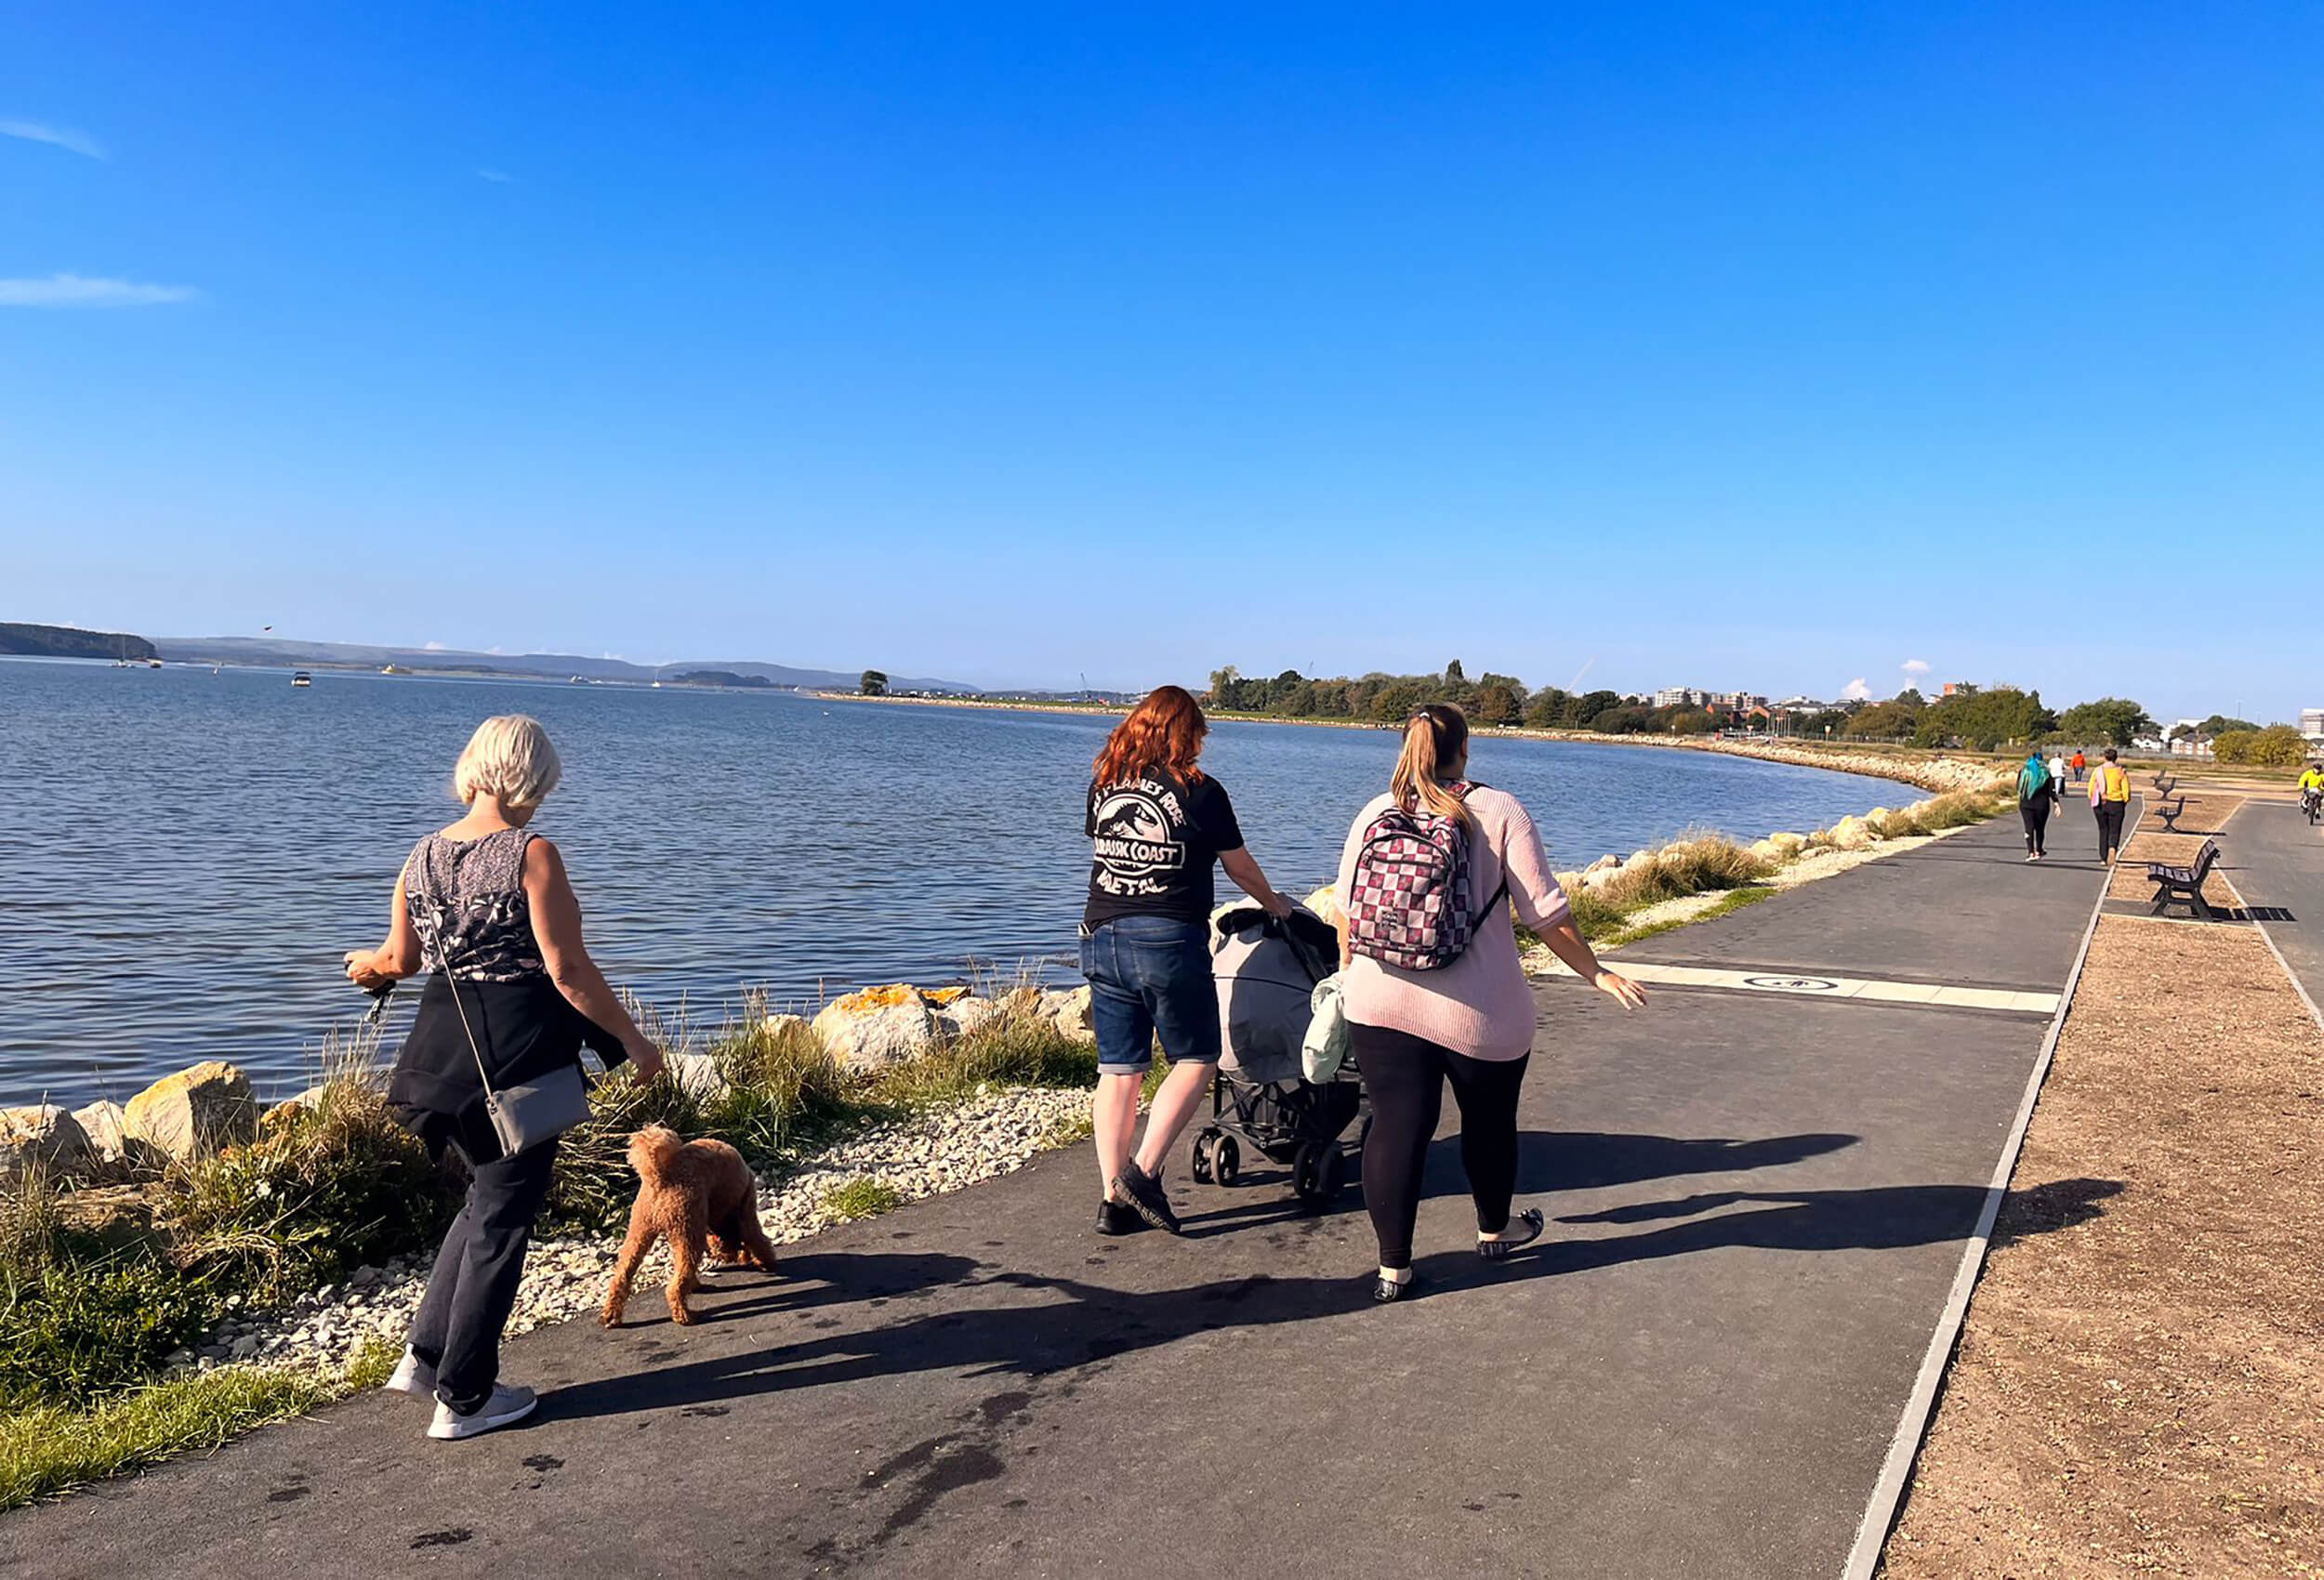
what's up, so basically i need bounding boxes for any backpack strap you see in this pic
[1453,782,1511,926]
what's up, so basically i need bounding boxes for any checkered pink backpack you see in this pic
[1344,783,1509,971]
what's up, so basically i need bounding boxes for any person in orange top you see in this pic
[2069,749,2087,786]
[2089,747,2132,864]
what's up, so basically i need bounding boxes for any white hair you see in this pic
[452,715,562,810]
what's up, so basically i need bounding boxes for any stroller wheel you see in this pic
[1293,1141,1344,1206]
[1191,1132,1216,1184]
[1212,1135,1240,1187]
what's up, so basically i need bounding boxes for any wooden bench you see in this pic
[2153,794,2190,833]
[2150,771,2178,797]
[2147,837,2223,920]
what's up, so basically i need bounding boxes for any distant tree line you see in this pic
[1208,660,1764,736]
[1204,661,2304,757]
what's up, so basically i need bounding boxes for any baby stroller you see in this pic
[1193,904,1366,1206]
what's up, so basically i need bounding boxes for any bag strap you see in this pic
[410,840,497,1101]
[1453,783,1511,925]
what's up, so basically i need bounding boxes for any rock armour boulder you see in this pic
[124,1060,258,1162]
[1,1104,90,1181]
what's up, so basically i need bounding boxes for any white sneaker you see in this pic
[427,1383,538,1441]
[382,1349,437,1400]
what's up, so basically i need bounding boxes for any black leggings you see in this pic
[2018,796,2050,854]
[1355,1023,1529,1271]
[2094,800,2127,862]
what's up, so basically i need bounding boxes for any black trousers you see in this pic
[2093,800,2128,862]
[1355,1023,1529,1271]
[407,1138,560,1411]
[2018,796,2051,854]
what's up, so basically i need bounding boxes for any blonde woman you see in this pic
[1338,705,1645,1302]
[345,715,664,1441]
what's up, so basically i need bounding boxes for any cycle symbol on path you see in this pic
[1741,975,1842,993]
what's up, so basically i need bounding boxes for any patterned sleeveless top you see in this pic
[403,827,547,983]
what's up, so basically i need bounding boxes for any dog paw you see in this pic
[668,1308,696,1326]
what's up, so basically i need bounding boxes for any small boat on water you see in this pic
[381,664,402,675]
[291,671,312,688]
[146,658,163,669]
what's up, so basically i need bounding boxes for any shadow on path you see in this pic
[548,1175,2120,1428]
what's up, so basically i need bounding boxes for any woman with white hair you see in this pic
[345,714,664,1441]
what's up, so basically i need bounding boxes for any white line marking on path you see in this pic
[1538,959,2059,1016]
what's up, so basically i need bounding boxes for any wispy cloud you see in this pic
[1,119,106,160]
[422,640,448,652]
[1841,677,1872,702]
[0,273,198,308]
[475,167,516,183]
[1900,658,1931,678]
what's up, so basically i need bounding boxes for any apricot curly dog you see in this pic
[601,1125,779,1327]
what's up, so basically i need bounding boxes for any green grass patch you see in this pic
[821,1177,905,1220]
[1595,885,1775,949]
[1,1364,334,1512]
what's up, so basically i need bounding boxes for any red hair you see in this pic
[1093,686,1209,788]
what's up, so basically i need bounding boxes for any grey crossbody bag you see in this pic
[416,852,593,1158]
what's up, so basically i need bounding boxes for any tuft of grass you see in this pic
[344,1334,400,1392]
[0,1365,334,1512]
[162,1056,456,1307]
[822,1177,904,1220]
[865,1016,1097,1109]
[1595,833,1773,910]
[1868,789,2004,840]
[1595,885,1775,949]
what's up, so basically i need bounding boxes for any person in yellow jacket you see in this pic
[2299,762,2323,820]
[2089,747,2132,864]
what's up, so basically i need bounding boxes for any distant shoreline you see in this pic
[814,690,2001,796]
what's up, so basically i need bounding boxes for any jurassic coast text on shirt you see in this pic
[1083,768,1246,928]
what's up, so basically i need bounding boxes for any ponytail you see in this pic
[1392,704,1472,825]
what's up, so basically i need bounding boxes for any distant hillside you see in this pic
[152,636,979,694]
[0,622,157,661]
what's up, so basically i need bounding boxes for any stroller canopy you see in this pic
[1210,904,1339,1085]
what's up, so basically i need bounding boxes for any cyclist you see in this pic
[2300,761,2323,823]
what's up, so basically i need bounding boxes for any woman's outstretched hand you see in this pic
[626,1040,667,1083]
[1592,969,1647,1010]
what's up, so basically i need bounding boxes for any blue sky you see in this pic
[3,5,2317,719]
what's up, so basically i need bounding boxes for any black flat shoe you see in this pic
[1477,1207,1545,1261]
[1373,1271,1419,1303]
[1094,1200,1144,1237]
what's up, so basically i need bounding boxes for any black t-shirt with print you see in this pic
[1083,768,1246,928]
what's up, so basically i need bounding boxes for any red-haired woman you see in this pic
[1084,685,1293,1235]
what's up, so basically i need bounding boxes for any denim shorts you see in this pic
[1078,915,1221,1076]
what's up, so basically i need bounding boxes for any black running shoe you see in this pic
[1113,1161,1182,1235]
[1373,1271,1419,1303]
[1094,1200,1144,1237]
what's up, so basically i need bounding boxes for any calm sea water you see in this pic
[0,659,1912,1103]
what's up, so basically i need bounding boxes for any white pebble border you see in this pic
[174,1085,1090,1379]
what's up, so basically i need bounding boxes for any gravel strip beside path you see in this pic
[1880,915,2324,1576]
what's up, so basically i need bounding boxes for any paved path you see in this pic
[2218,796,2324,1010]
[5,815,2119,1580]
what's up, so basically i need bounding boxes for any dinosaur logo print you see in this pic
[1090,783,1187,897]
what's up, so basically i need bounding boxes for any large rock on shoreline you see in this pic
[124,1060,258,1163]
[812,987,940,1073]
[1,1104,90,1182]
[72,1099,135,1169]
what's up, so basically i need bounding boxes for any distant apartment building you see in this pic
[1653,687,1707,709]
[1708,691,1768,712]
[1940,681,1974,697]
[2304,706,2324,743]
[1774,694,1829,712]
